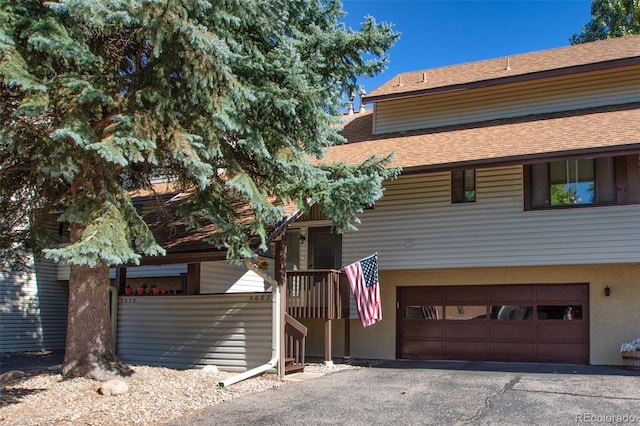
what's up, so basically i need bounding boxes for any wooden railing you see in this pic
[286,269,350,319]
[283,313,306,374]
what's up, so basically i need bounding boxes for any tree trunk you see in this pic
[61,225,131,380]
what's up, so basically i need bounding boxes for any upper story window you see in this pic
[525,155,640,209]
[451,169,476,203]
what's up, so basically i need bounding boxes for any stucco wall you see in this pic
[306,264,638,365]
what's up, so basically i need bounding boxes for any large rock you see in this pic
[203,365,219,374]
[98,379,129,396]
[0,370,25,383]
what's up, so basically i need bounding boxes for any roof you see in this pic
[138,189,300,265]
[328,103,640,172]
[128,181,181,199]
[365,35,640,103]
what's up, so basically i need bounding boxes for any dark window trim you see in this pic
[524,154,640,210]
[451,168,476,204]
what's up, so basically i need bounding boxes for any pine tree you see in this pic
[571,0,640,44]
[0,0,399,379]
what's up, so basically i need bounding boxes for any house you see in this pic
[289,35,640,366]
[4,35,638,373]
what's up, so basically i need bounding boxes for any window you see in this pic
[537,305,583,320]
[451,169,476,203]
[550,159,596,206]
[445,305,487,320]
[526,157,619,209]
[284,230,301,270]
[490,305,533,320]
[403,305,442,320]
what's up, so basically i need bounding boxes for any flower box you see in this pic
[621,351,640,370]
[620,338,640,370]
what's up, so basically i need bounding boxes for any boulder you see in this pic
[0,370,25,384]
[203,365,219,374]
[98,379,129,396]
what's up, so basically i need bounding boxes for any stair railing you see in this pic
[284,313,307,374]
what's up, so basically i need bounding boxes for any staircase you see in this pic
[284,357,304,374]
[284,313,307,374]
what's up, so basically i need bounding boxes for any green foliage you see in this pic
[571,0,640,44]
[0,0,399,269]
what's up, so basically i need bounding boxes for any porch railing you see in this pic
[286,269,350,319]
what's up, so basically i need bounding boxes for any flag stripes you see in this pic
[344,254,382,327]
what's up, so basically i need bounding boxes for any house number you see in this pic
[249,295,271,301]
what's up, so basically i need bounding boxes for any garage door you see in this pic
[397,284,589,364]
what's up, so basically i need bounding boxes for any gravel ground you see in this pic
[0,359,359,426]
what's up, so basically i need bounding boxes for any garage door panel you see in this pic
[537,343,586,363]
[402,321,443,338]
[537,323,586,343]
[400,287,444,304]
[445,341,487,359]
[445,286,487,303]
[536,284,586,302]
[489,342,535,359]
[489,285,535,302]
[489,323,535,341]
[445,323,488,339]
[402,340,444,358]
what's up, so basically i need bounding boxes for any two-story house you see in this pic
[290,35,640,366]
[4,35,638,372]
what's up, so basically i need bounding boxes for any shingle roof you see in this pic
[366,35,640,102]
[328,104,640,172]
[142,191,254,256]
[140,189,300,263]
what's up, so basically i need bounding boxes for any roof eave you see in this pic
[401,143,640,175]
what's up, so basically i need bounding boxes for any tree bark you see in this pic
[61,225,131,380]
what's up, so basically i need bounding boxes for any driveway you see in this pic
[168,360,640,426]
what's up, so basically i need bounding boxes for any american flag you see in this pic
[344,254,381,327]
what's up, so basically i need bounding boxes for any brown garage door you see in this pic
[397,284,589,364]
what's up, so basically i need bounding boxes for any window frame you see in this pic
[524,155,640,210]
[451,168,476,204]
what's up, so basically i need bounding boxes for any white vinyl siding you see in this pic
[200,261,269,293]
[116,293,273,372]
[342,167,640,269]
[1,256,68,353]
[373,66,640,134]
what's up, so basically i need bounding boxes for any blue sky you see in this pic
[340,0,593,97]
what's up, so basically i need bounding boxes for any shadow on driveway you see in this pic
[367,359,640,377]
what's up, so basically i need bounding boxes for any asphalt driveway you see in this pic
[169,360,640,426]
